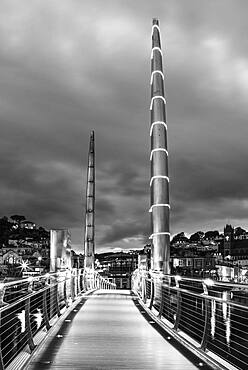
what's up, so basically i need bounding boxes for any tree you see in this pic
[0,217,12,245]
[189,231,204,242]
[234,227,246,236]
[204,230,219,240]
[171,232,189,245]
[10,215,26,224]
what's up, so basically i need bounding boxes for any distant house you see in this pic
[20,220,36,230]
[8,239,19,247]
[2,250,22,265]
[172,256,216,272]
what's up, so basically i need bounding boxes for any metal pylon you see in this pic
[149,19,170,273]
[84,131,95,270]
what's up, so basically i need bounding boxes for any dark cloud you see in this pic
[100,218,149,245]
[1,0,248,251]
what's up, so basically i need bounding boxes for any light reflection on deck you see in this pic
[26,290,198,369]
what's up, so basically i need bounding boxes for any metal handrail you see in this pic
[132,270,248,370]
[0,269,115,370]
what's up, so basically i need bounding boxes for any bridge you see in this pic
[1,17,247,370]
[0,271,246,370]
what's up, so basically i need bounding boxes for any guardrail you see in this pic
[0,269,115,370]
[132,270,248,370]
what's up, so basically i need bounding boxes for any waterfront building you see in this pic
[95,250,139,289]
[50,229,71,272]
[172,256,216,277]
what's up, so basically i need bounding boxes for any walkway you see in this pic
[26,290,199,370]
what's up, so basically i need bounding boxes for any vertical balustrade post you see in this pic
[158,276,165,318]
[149,278,155,310]
[25,297,35,351]
[71,271,75,302]
[42,288,51,330]
[173,276,182,331]
[73,270,77,298]
[77,269,81,294]
[79,269,83,292]
[54,279,61,317]
[64,276,69,308]
[142,275,147,303]
[96,276,99,289]
[82,271,86,292]
[200,282,211,351]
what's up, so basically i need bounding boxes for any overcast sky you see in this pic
[1,0,248,253]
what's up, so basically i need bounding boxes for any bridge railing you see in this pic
[0,269,115,370]
[132,269,248,370]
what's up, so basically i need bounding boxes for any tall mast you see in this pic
[84,131,95,270]
[149,19,170,273]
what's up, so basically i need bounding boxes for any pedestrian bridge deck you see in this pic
[25,290,198,370]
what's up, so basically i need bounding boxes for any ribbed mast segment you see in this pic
[84,131,95,270]
[149,19,170,273]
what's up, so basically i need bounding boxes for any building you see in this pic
[222,224,248,260]
[172,256,216,277]
[95,250,139,289]
[50,229,71,272]
[223,224,233,257]
[19,220,36,229]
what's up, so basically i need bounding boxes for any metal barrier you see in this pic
[0,269,115,370]
[132,270,248,370]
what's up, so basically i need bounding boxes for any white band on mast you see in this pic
[150,175,169,186]
[151,24,160,36]
[150,121,167,136]
[150,96,166,110]
[150,148,168,160]
[150,70,164,85]
[149,204,170,212]
[151,47,163,59]
[149,231,170,239]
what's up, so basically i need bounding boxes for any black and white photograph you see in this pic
[0,1,248,369]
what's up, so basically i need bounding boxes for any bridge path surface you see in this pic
[26,290,198,370]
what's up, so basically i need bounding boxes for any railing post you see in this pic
[64,275,69,308]
[73,270,77,298]
[149,278,155,310]
[200,281,211,351]
[71,271,75,302]
[49,275,60,318]
[96,275,100,289]
[173,276,182,331]
[83,271,87,291]
[77,269,81,293]
[42,288,51,330]
[158,277,165,318]
[73,270,77,296]
[142,275,147,303]
[54,281,61,317]
[25,297,35,351]
[94,272,96,289]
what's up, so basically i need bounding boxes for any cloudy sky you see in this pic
[1,0,248,253]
